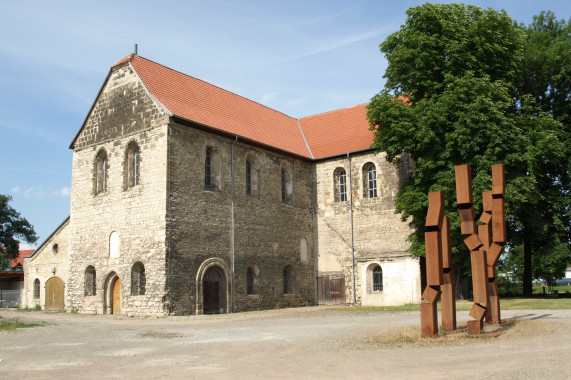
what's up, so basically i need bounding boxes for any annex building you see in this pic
[23,54,420,315]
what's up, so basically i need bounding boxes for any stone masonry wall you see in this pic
[314,151,421,305]
[67,64,169,316]
[166,123,315,314]
[23,220,70,309]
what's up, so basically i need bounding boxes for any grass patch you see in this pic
[0,318,46,331]
[499,297,571,309]
[364,318,560,348]
[17,304,42,312]
[328,297,571,313]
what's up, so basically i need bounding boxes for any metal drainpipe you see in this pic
[231,136,238,312]
[348,152,356,305]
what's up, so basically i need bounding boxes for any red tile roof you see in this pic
[299,104,373,159]
[110,55,375,159]
[8,250,34,269]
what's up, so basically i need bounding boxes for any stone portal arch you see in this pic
[103,271,121,314]
[196,258,231,314]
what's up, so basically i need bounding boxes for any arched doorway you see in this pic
[203,266,226,314]
[103,272,121,315]
[196,258,231,314]
[45,277,65,311]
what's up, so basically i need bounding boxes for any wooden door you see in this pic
[112,278,121,314]
[317,273,346,305]
[45,277,65,311]
[203,280,220,314]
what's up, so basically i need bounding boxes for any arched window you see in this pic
[334,168,347,202]
[283,265,295,294]
[247,264,261,295]
[205,146,221,191]
[84,266,96,296]
[131,262,146,296]
[95,149,108,195]
[33,278,40,299]
[368,264,383,292]
[363,163,377,199]
[125,142,140,188]
[246,160,252,195]
[245,153,260,198]
[109,231,120,259]
[281,164,293,204]
[300,238,308,264]
[205,148,212,188]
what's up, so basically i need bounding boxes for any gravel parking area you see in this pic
[1,307,570,379]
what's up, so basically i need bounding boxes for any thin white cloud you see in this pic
[53,187,71,197]
[11,186,70,198]
[277,26,395,63]
[260,91,279,104]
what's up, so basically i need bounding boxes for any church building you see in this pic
[23,54,420,315]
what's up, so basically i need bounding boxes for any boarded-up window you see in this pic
[281,164,293,204]
[247,264,261,295]
[205,146,221,191]
[131,262,146,296]
[84,266,96,296]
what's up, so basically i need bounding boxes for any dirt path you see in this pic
[1,307,570,379]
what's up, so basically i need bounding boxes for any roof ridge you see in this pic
[132,55,298,121]
[300,102,369,120]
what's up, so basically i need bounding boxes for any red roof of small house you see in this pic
[75,54,376,159]
[11,250,34,269]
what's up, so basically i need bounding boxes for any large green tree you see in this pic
[514,11,571,292]
[367,4,569,294]
[0,194,38,269]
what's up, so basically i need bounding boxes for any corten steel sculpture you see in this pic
[455,164,506,334]
[420,191,444,338]
[486,164,506,324]
[440,215,456,331]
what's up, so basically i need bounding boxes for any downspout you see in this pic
[231,136,238,312]
[347,152,356,305]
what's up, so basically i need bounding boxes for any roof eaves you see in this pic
[172,115,313,161]
[313,147,375,162]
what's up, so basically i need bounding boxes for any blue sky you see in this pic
[1,0,569,248]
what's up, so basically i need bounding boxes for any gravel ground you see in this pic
[1,307,570,379]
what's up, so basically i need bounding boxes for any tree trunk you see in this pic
[522,231,533,296]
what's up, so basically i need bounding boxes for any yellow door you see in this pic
[112,278,121,314]
[45,277,64,311]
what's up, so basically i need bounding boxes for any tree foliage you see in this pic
[0,194,38,262]
[367,4,570,289]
